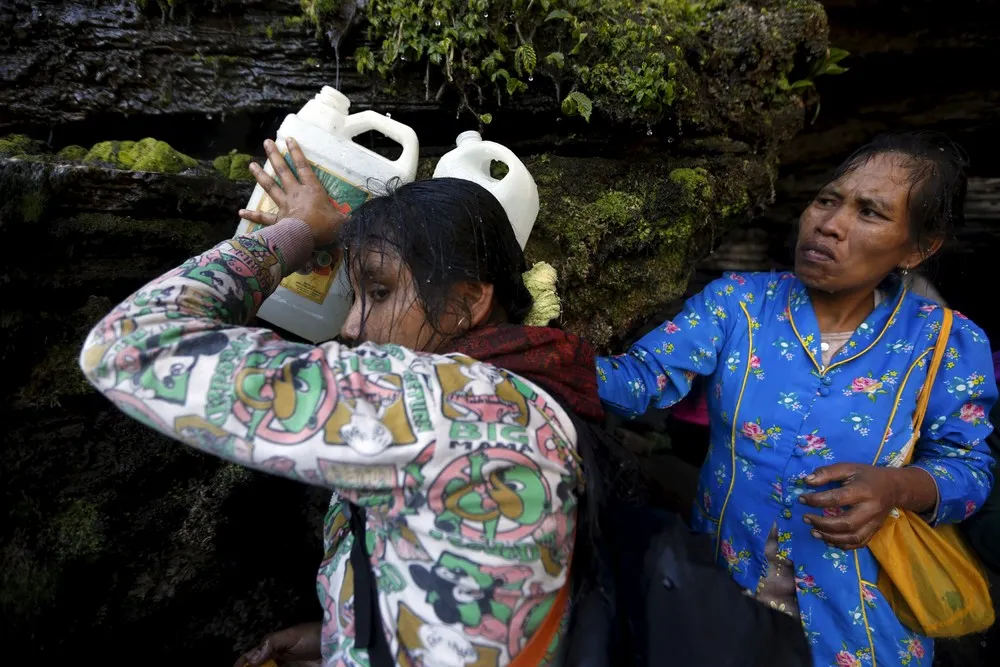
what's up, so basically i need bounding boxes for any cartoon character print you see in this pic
[532,492,575,576]
[178,249,272,313]
[505,374,577,468]
[256,455,322,484]
[322,354,419,451]
[114,330,230,405]
[365,510,432,563]
[438,357,529,426]
[396,602,501,667]
[232,344,338,443]
[174,414,253,461]
[428,449,550,544]
[410,551,532,643]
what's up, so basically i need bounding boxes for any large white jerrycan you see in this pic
[432,130,540,249]
[236,86,419,343]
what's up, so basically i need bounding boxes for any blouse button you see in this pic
[818,386,831,397]
[792,447,805,457]
[782,508,792,519]
[822,375,833,386]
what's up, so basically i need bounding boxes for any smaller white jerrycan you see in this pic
[432,130,540,249]
[236,86,419,343]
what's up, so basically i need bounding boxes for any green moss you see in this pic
[203,54,241,69]
[21,191,47,223]
[213,151,256,181]
[15,343,96,408]
[346,0,827,132]
[668,167,712,202]
[0,134,45,158]
[57,145,89,161]
[300,0,338,36]
[53,500,106,561]
[512,151,775,350]
[84,138,198,174]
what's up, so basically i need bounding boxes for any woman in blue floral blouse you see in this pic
[597,131,997,667]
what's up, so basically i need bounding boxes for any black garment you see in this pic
[348,503,394,667]
[564,417,812,667]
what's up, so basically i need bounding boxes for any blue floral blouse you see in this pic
[597,272,997,667]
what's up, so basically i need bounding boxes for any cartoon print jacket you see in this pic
[597,272,997,667]
[79,220,578,667]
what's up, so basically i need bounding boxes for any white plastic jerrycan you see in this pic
[236,86,419,343]
[432,130,540,249]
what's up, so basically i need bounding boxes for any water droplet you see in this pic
[385,112,392,118]
[528,76,533,82]
[484,13,489,18]
[646,128,653,136]
[434,20,441,27]
[667,137,674,143]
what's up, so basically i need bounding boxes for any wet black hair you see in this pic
[339,177,534,339]
[827,130,969,256]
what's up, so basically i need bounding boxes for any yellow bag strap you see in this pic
[905,308,953,464]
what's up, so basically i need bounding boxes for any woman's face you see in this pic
[339,248,461,352]
[795,153,927,295]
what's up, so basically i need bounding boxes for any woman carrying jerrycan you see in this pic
[79,108,811,665]
[598,131,998,667]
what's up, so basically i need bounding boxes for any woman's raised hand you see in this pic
[238,137,346,246]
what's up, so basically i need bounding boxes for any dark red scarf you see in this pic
[444,325,605,422]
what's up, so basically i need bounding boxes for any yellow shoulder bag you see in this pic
[868,308,995,637]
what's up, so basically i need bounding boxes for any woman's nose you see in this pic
[340,302,362,341]
[817,207,851,240]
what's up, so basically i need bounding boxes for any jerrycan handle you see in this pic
[342,111,419,173]
[474,141,530,201]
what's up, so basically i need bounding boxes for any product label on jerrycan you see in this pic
[249,153,370,304]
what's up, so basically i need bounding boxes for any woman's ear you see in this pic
[459,282,495,330]
[904,235,945,270]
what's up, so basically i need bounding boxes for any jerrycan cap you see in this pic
[455,130,484,146]
[317,86,351,114]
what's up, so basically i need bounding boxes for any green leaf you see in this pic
[546,9,573,22]
[353,47,373,73]
[789,79,814,90]
[491,68,511,83]
[820,63,849,76]
[570,32,588,55]
[479,113,493,125]
[561,91,593,122]
[506,77,528,95]
[545,51,565,69]
[827,48,850,65]
[515,44,537,76]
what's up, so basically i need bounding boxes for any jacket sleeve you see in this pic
[79,220,459,494]
[910,313,998,524]
[596,273,751,418]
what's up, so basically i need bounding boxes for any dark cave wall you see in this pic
[0,1,829,662]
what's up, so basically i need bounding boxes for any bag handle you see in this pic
[904,308,953,465]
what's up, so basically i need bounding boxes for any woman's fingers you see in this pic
[249,161,286,208]
[238,209,279,226]
[286,137,319,185]
[263,139,298,191]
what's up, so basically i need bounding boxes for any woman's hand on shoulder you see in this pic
[238,137,346,246]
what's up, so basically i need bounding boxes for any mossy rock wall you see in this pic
[1,0,829,663]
